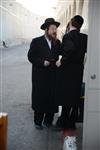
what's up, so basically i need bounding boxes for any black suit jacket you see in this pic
[55,30,88,106]
[61,30,88,65]
[28,35,61,67]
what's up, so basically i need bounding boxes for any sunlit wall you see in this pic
[56,0,89,39]
[0,0,45,47]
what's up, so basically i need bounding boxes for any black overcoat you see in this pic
[28,35,61,113]
[55,30,88,106]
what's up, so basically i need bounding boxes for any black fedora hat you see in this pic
[41,18,60,30]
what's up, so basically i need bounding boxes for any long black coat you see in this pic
[28,35,61,113]
[55,30,88,106]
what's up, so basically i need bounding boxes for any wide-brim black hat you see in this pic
[41,18,60,30]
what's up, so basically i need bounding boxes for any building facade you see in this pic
[0,0,45,47]
[56,0,89,39]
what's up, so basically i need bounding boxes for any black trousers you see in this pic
[34,111,54,125]
[57,105,78,128]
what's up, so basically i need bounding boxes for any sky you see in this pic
[16,0,58,17]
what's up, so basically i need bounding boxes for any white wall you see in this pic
[0,0,44,47]
[83,0,100,149]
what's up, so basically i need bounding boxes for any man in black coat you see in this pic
[55,15,88,130]
[27,18,61,129]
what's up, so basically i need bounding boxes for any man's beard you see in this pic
[46,32,57,41]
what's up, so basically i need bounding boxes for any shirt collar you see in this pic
[44,35,52,49]
[45,35,51,43]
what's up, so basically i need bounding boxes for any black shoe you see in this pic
[67,123,77,131]
[52,124,76,131]
[43,122,52,129]
[51,124,64,131]
[34,123,43,130]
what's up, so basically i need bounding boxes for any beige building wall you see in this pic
[56,0,89,39]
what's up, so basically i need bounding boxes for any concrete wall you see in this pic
[0,0,44,47]
[83,0,100,149]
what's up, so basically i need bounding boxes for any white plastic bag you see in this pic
[63,136,77,150]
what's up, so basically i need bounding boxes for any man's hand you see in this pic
[44,60,50,67]
[56,60,61,67]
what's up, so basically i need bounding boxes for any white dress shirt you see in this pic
[45,35,52,50]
